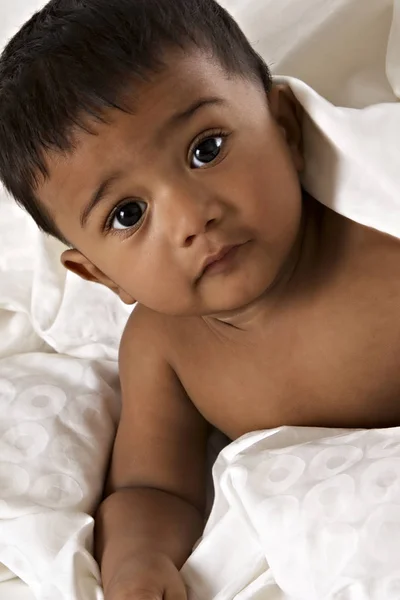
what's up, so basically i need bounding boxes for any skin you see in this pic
[37,48,400,599]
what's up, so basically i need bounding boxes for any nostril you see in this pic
[206,218,217,230]
[184,234,195,247]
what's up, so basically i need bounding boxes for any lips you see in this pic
[199,244,241,278]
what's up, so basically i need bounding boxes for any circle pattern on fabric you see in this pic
[376,573,400,599]
[361,458,400,504]
[256,495,300,541]
[0,463,29,498]
[364,504,400,564]
[309,445,363,480]
[303,474,355,521]
[256,454,306,494]
[0,379,16,405]
[0,423,49,462]
[13,385,67,420]
[32,473,83,508]
[0,545,36,581]
[49,434,90,472]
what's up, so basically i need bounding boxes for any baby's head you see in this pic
[0,0,304,317]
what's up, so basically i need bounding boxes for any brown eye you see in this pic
[111,201,147,230]
[191,136,224,168]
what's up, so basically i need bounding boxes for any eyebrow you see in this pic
[80,174,120,228]
[80,97,225,228]
[165,96,225,129]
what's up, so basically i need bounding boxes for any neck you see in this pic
[204,194,323,333]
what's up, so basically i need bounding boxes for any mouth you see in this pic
[199,243,244,278]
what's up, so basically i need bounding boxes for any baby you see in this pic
[1,0,400,598]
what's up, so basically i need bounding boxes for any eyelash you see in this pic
[103,200,144,235]
[102,128,230,235]
[188,128,230,166]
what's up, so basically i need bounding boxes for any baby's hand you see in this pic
[105,553,187,600]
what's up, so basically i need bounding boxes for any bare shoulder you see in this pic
[119,303,168,358]
[119,303,204,367]
[118,302,186,413]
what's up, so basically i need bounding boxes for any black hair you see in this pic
[0,0,272,244]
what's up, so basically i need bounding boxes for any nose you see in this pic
[157,182,225,248]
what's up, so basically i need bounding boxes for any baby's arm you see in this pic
[95,308,208,600]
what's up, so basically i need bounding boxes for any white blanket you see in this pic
[0,0,399,598]
[183,427,400,600]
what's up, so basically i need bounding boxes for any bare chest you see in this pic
[171,224,400,438]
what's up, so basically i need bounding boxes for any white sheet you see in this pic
[0,0,399,598]
[0,578,35,600]
[0,353,121,599]
[183,427,400,600]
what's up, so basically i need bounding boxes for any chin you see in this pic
[201,273,278,317]
[198,240,290,315]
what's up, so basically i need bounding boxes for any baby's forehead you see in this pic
[115,49,232,112]
[44,51,240,167]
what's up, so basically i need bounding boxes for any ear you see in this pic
[61,249,136,305]
[268,83,304,172]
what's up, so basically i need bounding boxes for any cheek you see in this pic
[113,253,165,295]
[240,137,302,230]
[228,137,303,275]
[112,250,193,313]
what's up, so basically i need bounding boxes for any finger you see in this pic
[164,576,187,600]
[105,582,163,600]
[109,584,163,600]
